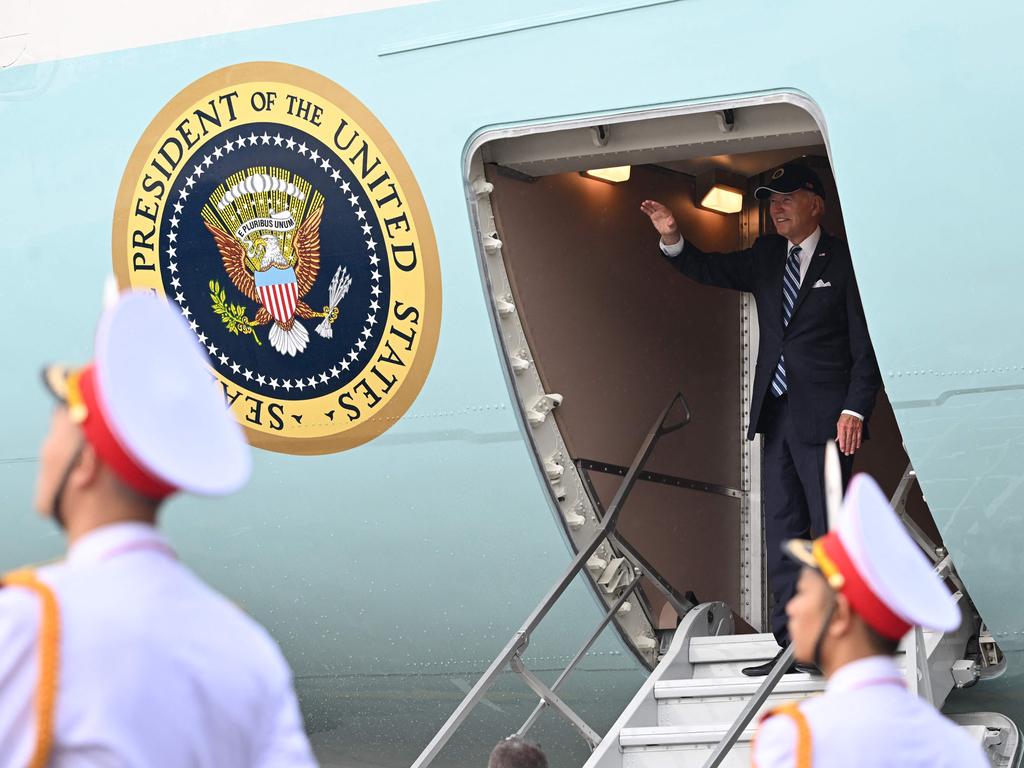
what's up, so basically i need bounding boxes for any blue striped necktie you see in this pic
[770,245,802,397]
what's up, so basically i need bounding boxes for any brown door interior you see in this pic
[485,152,941,634]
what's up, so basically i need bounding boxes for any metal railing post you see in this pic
[409,528,610,768]
[912,625,935,706]
[516,578,640,739]
[510,656,602,748]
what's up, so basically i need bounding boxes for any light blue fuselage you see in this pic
[2,2,1022,765]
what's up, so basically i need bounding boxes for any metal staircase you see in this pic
[410,394,1020,768]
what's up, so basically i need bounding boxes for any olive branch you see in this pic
[209,280,262,346]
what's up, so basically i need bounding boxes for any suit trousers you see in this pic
[761,393,853,646]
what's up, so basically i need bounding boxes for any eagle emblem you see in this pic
[201,169,351,356]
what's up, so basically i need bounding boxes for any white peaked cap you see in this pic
[91,292,251,496]
[836,474,961,634]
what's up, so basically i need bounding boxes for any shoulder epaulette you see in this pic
[754,701,812,768]
[2,569,60,768]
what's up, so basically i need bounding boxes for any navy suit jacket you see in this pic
[664,232,882,443]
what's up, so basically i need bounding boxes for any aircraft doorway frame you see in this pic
[463,90,832,654]
[739,225,766,633]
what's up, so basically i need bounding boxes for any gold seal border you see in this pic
[112,61,442,456]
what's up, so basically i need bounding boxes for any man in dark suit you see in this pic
[640,163,881,675]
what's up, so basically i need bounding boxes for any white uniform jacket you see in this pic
[0,522,317,767]
[752,655,987,768]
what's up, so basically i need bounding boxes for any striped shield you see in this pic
[254,266,299,324]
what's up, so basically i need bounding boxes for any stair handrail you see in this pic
[409,393,692,768]
[700,644,796,768]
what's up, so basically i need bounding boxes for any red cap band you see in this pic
[77,365,176,500]
[819,531,911,641]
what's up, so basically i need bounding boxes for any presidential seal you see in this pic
[113,62,440,455]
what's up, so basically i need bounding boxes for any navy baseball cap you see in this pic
[754,163,825,200]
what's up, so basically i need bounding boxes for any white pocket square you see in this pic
[813,279,832,288]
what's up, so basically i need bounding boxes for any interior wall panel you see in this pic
[487,164,745,617]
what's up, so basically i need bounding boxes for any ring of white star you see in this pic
[163,129,387,394]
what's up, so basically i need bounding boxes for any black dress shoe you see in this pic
[794,661,822,675]
[741,649,796,677]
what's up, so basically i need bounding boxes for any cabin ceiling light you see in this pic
[696,170,745,215]
[582,166,631,184]
[701,185,743,214]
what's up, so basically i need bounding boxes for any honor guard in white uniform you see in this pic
[751,463,988,768]
[0,292,317,767]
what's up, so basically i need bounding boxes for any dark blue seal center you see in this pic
[160,122,390,401]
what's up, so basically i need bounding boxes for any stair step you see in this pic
[689,632,932,665]
[689,634,780,664]
[618,722,998,768]
[620,725,753,768]
[687,633,926,679]
[621,723,754,748]
[658,689,822,727]
[690,660,775,679]
[692,657,916,680]
[689,634,781,678]
[655,675,825,726]
[622,746,750,768]
[655,675,825,700]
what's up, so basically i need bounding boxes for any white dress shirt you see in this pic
[752,655,987,767]
[0,522,317,767]
[659,228,863,421]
